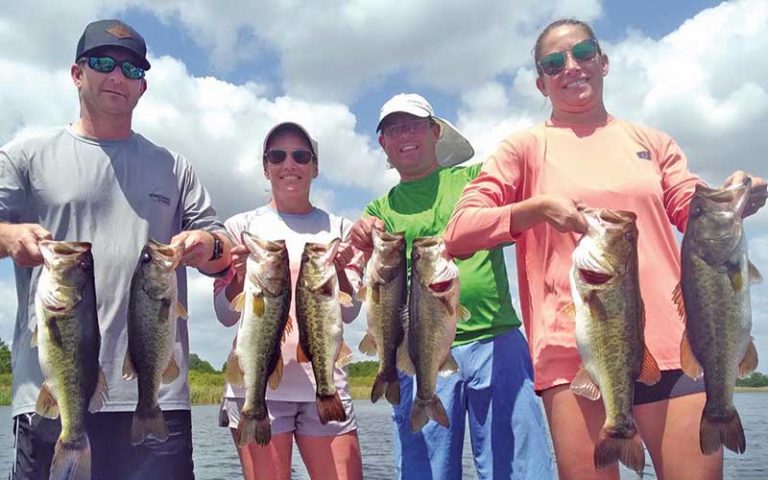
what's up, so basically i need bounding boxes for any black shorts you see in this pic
[633,369,705,405]
[10,410,194,480]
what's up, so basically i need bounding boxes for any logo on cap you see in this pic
[106,24,133,39]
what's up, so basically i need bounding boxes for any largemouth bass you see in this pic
[296,239,353,424]
[358,229,407,405]
[569,209,660,473]
[123,240,185,446]
[34,240,107,480]
[677,180,761,455]
[225,232,291,446]
[401,236,468,432]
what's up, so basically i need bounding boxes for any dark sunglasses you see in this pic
[381,118,432,139]
[538,38,600,76]
[83,56,146,80]
[264,149,315,165]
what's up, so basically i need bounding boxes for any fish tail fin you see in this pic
[236,410,271,447]
[594,426,644,473]
[700,408,746,455]
[50,434,91,480]
[370,373,400,405]
[385,377,401,406]
[316,392,346,425]
[131,405,169,446]
[410,395,449,432]
[370,375,387,404]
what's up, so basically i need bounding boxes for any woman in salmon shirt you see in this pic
[443,18,767,480]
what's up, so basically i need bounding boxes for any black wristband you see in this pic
[208,232,223,261]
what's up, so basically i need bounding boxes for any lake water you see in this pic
[1,393,766,479]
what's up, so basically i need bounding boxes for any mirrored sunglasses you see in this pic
[85,56,146,80]
[264,149,315,165]
[538,38,600,76]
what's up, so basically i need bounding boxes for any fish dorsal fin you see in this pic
[748,260,763,285]
[358,332,378,356]
[570,367,601,401]
[176,301,188,320]
[230,292,246,312]
[122,350,136,380]
[339,291,353,308]
[396,305,415,375]
[336,342,354,368]
[88,368,109,413]
[268,353,283,390]
[224,350,244,387]
[438,354,459,377]
[738,338,759,378]
[680,330,703,380]
[672,283,686,322]
[458,305,471,322]
[35,382,60,419]
[281,316,293,343]
[638,346,661,386]
[162,356,180,384]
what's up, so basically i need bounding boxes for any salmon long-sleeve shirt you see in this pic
[444,117,702,391]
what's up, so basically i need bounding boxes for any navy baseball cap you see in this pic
[75,19,151,70]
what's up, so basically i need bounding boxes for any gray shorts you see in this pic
[219,397,357,437]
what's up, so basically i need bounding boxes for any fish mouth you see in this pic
[39,241,92,266]
[412,236,440,248]
[583,208,636,228]
[146,239,182,268]
[578,269,613,285]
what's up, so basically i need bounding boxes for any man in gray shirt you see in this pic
[0,19,232,479]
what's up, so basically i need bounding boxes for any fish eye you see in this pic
[141,251,153,264]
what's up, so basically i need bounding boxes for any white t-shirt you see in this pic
[213,205,361,402]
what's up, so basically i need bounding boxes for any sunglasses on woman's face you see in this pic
[538,38,600,76]
[264,149,315,165]
[84,56,146,80]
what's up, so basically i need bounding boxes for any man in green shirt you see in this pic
[350,93,553,479]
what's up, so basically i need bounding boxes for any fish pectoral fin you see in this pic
[570,367,601,401]
[175,301,188,320]
[122,351,137,380]
[88,368,109,413]
[738,339,759,378]
[161,356,180,384]
[296,344,311,363]
[748,260,763,285]
[371,284,380,304]
[680,330,703,380]
[355,285,368,302]
[224,351,244,386]
[358,332,378,356]
[252,293,266,318]
[438,354,459,376]
[336,342,354,368]
[30,325,38,348]
[728,267,744,292]
[268,353,283,390]
[671,283,687,322]
[35,382,60,419]
[585,292,608,322]
[439,297,456,317]
[230,292,246,313]
[458,305,471,322]
[338,291,354,308]
[638,346,662,386]
[558,302,576,322]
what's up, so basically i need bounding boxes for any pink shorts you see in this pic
[219,397,357,437]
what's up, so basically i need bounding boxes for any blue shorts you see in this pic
[392,328,554,479]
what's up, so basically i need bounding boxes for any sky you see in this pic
[1,0,767,371]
